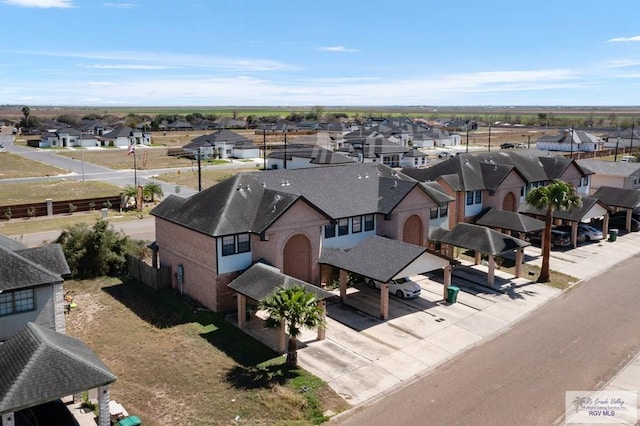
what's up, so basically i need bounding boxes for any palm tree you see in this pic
[122,184,139,209]
[21,106,30,129]
[260,285,325,368]
[143,182,164,203]
[526,180,581,282]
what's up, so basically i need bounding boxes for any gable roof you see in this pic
[0,243,68,292]
[268,144,355,165]
[184,129,253,150]
[475,209,545,233]
[576,159,640,177]
[436,223,529,255]
[592,186,640,209]
[0,322,116,414]
[519,196,606,221]
[102,125,135,139]
[151,163,438,237]
[227,262,334,301]
[0,234,27,252]
[401,150,585,191]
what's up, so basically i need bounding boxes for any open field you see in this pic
[65,277,347,425]
[0,180,122,205]
[0,152,68,178]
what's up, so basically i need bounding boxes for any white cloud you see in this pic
[102,2,136,8]
[83,64,173,70]
[608,35,640,42]
[600,59,640,69]
[317,46,360,53]
[2,0,74,7]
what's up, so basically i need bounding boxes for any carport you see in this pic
[228,262,335,353]
[319,235,452,320]
[520,196,609,247]
[433,223,530,289]
[0,322,117,426]
[592,186,640,233]
[475,208,545,239]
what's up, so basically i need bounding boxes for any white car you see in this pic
[367,277,421,298]
[577,224,603,242]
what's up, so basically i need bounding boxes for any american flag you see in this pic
[128,144,135,156]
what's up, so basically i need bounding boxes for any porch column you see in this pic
[474,251,481,265]
[515,248,524,278]
[277,321,287,353]
[602,214,609,237]
[380,283,389,320]
[237,294,247,329]
[98,385,110,426]
[317,300,326,340]
[571,222,578,249]
[339,269,348,302]
[2,413,15,426]
[487,254,496,288]
[443,265,452,300]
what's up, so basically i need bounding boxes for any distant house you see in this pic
[101,125,151,148]
[577,159,640,192]
[400,147,428,168]
[603,129,640,148]
[184,129,260,159]
[340,134,408,167]
[267,144,355,169]
[38,128,101,148]
[536,129,604,152]
[0,234,70,342]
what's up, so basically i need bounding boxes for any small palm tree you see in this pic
[21,106,30,129]
[143,182,164,203]
[122,184,139,209]
[526,180,581,282]
[260,285,325,368]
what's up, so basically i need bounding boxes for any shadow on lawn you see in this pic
[225,363,301,390]
[102,278,277,366]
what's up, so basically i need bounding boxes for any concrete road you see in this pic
[337,254,640,426]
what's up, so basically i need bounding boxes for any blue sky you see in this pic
[1,0,640,107]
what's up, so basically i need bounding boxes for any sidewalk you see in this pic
[296,231,640,408]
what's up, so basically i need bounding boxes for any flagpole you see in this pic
[133,148,137,186]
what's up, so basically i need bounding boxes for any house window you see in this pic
[0,288,35,316]
[521,186,525,197]
[222,234,250,256]
[352,216,362,233]
[338,218,349,236]
[237,233,250,253]
[581,176,589,187]
[440,204,448,217]
[430,207,438,219]
[474,190,482,204]
[364,214,374,231]
[466,191,474,205]
[324,223,336,238]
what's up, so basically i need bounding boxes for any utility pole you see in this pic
[488,123,491,152]
[631,121,635,152]
[283,126,288,170]
[80,131,85,182]
[263,127,267,170]
[615,126,620,162]
[197,148,202,192]
[466,125,469,153]
[527,134,531,149]
[570,127,574,158]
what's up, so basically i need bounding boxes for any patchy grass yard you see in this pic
[56,147,196,170]
[0,152,68,178]
[153,167,260,191]
[0,180,122,206]
[65,278,347,426]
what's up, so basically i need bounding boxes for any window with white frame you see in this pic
[0,288,35,316]
[364,214,374,231]
[466,190,482,205]
[352,216,362,233]
[324,223,336,238]
[338,218,349,236]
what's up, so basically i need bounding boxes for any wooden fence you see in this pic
[127,255,172,290]
[0,195,122,220]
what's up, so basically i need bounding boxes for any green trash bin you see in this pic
[447,286,460,304]
[608,229,618,242]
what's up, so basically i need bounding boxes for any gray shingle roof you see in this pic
[227,262,334,301]
[0,244,67,292]
[592,186,640,209]
[0,322,116,414]
[319,235,432,283]
[152,163,440,237]
[0,234,26,252]
[519,196,603,221]
[475,209,545,233]
[437,223,529,255]
[185,129,252,151]
[576,159,640,177]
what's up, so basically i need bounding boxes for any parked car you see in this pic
[436,151,452,158]
[576,224,604,242]
[620,155,636,163]
[607,214,640,232]
[500,143,515,149]
[367,277,422,298]
[525,228,572,248]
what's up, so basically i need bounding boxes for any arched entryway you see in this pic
[502,192,516,212]
[283,234,311,283]
[402,214,423,246]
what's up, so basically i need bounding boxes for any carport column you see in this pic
[2,413,15,426]
[443,265,452,300]
[571,222,578,249]
[237,294,247,329]
[339,269,348,302]
[602,214,609,237]
[98,385,110,426]
[380,283,389,320]
[487,255,496,288]
[474,251,481,265]
[277,321,287,353]
[317,300,326,340]
[515,248,524,278]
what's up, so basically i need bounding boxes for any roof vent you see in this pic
[393,180,398,188]
[364,173,369,178]
[262,181,266,188]
[357,174,362,179]
[237,184,243,191]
